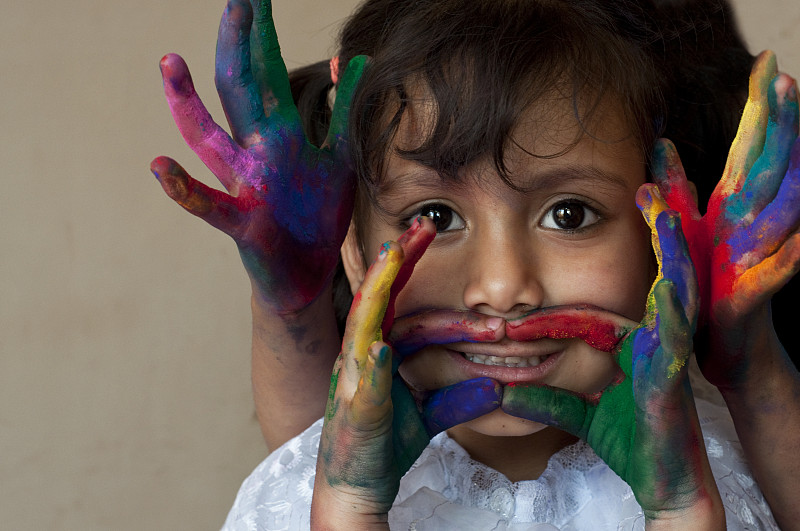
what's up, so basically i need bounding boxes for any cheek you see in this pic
[391,247,464,316]
[548,221,653,320]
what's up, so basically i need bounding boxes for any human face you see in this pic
[346,97,654,438]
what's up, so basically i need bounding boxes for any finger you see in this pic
[654,211,698,329]
[381,217,436,336]
[341,241,404,393]
[717,50,778,197]
[390,378,430,474]
[324,55,369,155]
[388,310,505,359]
[422,378,502,435]
[501,383,593,439]
[731,74,799,217]
[160,53,250,191]
[729,232,800,310]
[650,139,701,221]
[730,138,800,263]
[150,156,243,236]
[349,342,393,425]
[635,182,670,245]
[248,0,302,127]
[215,0,265,147]
[505,305,636,352]
[648,280,692,385]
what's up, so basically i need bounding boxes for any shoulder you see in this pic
[220,418,323,531]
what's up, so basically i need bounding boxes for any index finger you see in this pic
[388,309,505,360]
[340,242,404,394]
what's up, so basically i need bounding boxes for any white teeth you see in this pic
[464,353,550,368]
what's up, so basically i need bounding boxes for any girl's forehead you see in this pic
[381,92,645,191]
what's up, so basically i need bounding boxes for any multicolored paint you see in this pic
[152,0,367,312]
[501,197,715,516]
[388,309,505,359]
[649,50,800,385]
[318,220,503,512]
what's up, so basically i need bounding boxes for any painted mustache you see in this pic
[388,305,638,360]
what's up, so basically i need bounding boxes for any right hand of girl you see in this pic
[311,220,503,529]
[151,0,367,313]
[502,191,724,528]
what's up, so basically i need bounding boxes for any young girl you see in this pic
[151,0,800,528]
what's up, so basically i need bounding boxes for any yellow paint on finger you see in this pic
[719,50,777,196]
[348,245,404,369]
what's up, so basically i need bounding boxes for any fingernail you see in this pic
[377,242,390,261]
[486,317,504,330]
[373,344,390,368]
[398,217,422,244]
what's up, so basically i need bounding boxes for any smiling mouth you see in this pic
[462,352,553,368]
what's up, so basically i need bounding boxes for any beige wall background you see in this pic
[1,1,798,529]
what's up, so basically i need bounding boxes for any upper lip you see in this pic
[445,338,565,358]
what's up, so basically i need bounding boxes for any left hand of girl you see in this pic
[310,219,503,529]
[502,190,724,527]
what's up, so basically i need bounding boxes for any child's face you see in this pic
[344,96,654,438]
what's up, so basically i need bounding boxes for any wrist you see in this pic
[310,480,390,531]
[702,302,783,392]
[644,494,725,530]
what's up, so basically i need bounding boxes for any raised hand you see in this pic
[646,51,800,385]
[502,193,723,524]
[311,219,502,527]
[151,0,367,312]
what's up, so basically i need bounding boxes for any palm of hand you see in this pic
[153,0,367,311]
[650,52,800,384]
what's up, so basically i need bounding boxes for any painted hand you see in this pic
[312,219,502,523]
[647,51,800,386]
[502,195,721,520]
[151,0,367,311]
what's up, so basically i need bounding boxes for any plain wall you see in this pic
[1,1,798,529]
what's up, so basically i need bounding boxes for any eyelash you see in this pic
[403,202,465,234]
[539,199,601,233]
[401,198,601,235]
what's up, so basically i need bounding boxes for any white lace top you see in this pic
[222,393,778,530]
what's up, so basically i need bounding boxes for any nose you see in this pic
[461,228,544,318]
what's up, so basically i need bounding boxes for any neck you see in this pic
[446,425,578,482]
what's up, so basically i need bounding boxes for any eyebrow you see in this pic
[516,164,633,194]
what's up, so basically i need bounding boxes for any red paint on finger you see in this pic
[506,305,634,352]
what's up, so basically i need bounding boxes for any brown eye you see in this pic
[416,203,464,233]
[541,200,598,231]
[553,202,585,229]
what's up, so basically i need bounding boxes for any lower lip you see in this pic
[447,349,563,384]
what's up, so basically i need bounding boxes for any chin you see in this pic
[450,408,551,437]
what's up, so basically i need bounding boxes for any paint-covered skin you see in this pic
[646,51,800,386]
[313,220,502,523]
[387,309,506,359]
[151,0,367,312]
[506,304,636,352]
[502,201,722,520]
